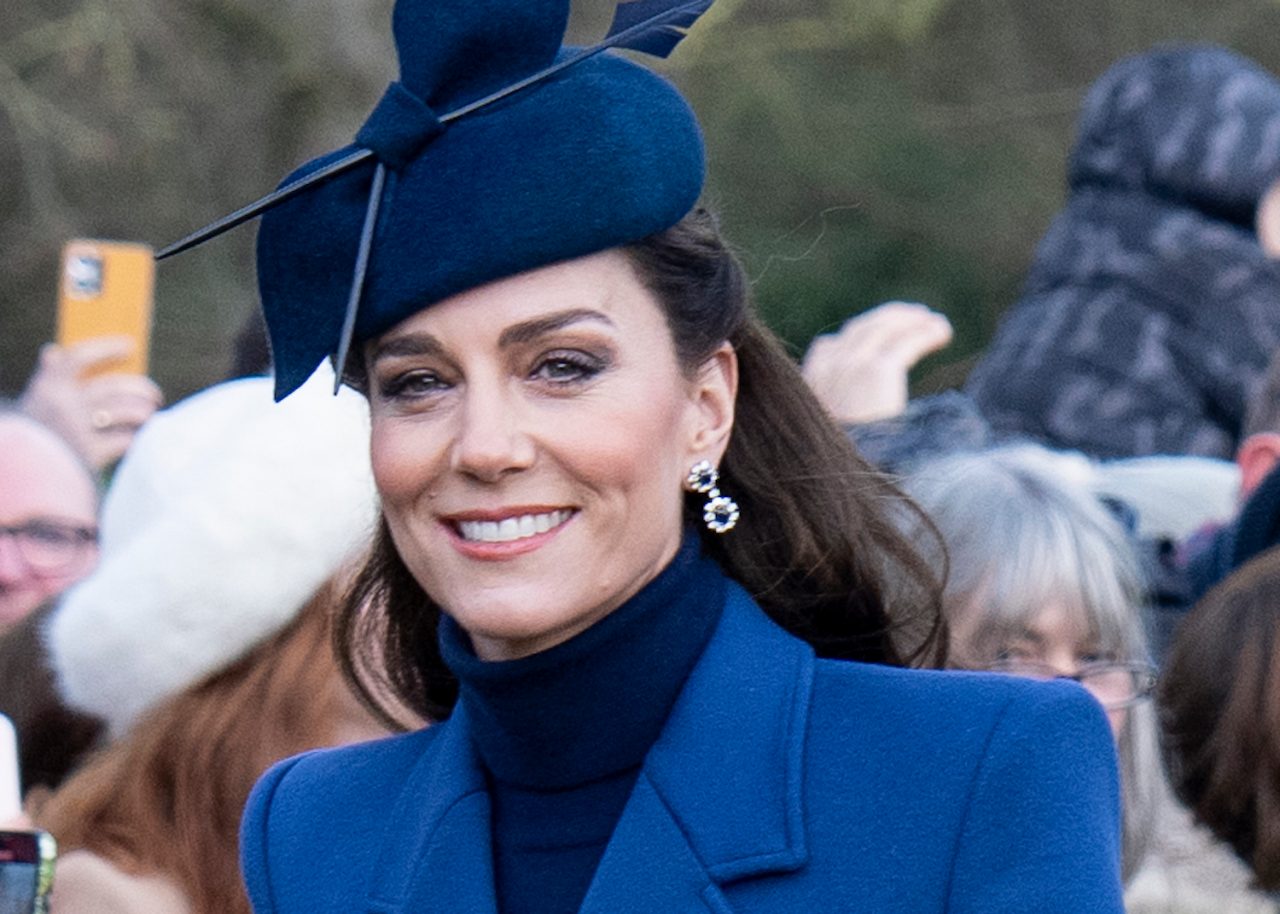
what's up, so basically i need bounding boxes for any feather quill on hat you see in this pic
[157,0,719,399]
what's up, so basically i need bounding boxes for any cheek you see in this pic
[33,553,97,600]
[943,601,987,662]
[533,392,692,530]
[369,421,438,507]
[69,549,98,581]
[582,396,692,491]
[1106,707,1127,742]
[574,440,679,505]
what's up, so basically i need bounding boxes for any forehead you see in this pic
[0,418,97,524]
[952,589,1112,664]
[376,249,668,344]
[1015,601,1095,645]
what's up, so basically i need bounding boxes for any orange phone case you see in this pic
[55,240,155,376]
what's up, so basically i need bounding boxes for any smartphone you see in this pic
[55,239,156,377]
[0,717,53,914]
[0,717,16,822]
[0,831,55,914]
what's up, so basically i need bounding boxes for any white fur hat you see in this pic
[46,365,379,737]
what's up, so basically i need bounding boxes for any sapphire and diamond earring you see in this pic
[685,460,740,534]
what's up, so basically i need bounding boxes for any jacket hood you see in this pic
[1069,44,1280,226]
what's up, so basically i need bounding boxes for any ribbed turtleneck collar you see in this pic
[438,532,725,790]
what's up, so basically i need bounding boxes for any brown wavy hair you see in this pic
[37,582,379,914]
[1160,546,1280,889]
[339,207,948,724]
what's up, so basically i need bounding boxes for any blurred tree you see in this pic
[5,0,1280,400]
[0,0,394,396]
[670,0,1280,389]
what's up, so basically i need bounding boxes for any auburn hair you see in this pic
[1161,547,1280,888]
[38,583,371,914]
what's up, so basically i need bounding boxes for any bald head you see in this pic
[0,413,99,628]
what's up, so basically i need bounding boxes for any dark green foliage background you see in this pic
[5,0,1280,400]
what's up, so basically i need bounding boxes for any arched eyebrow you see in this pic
[368,333,446,365]
[369,308,615,366]
[497,308,615,348]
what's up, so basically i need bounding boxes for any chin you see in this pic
[447,596,597,661]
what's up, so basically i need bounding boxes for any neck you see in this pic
[438,531,725,788]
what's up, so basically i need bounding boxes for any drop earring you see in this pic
[685,460,740,534]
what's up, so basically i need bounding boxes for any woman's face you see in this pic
[366,250,736,661]
[952,601,1130,738]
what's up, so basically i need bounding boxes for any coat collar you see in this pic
[364,582,815,914]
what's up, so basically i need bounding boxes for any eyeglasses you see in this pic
[986,658,1158,710]
[0,520,98,573]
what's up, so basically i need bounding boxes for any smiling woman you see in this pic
[160,0,1127,911]
[362,251,732,662]
[335,210,949,720]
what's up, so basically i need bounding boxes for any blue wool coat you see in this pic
[241,584,1124,913]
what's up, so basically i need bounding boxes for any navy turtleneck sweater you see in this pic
[438,533,725,914]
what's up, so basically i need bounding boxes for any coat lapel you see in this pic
[580,583,815,914]
[361,583,815,914]
[364,703,499,914]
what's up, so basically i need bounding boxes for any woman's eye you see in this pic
[377,370,450,400]
[995,645,1036,662]
[530,352,605,384]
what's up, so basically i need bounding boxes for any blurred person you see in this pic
[19,336,163,474]
[0,408,99,630]
[1234,347,1280,498]
[0,605,104,803]
[42,590,385,914]
[801,301,999,473]
[0,406,106,817]
[1161,547,1280,896]
[800,299,1245,662]
[966,340,1280,657]
[802,303,1240,540]
[34,366,395,914]
[1179,347,1280,614]
[965,45,1280,460]
[800,300,954,425]
[901,444,1273,911]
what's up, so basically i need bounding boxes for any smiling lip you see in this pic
[443,507,576,559]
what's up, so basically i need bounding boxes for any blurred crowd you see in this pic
[5,41,1280,913]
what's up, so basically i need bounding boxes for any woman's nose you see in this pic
[449,380,536,481]
[1041,647,1081,679]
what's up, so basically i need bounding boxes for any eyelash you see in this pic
[530,350,607,385]
[375,350,607,402]
[377,370,450,401]
[993,645,1113,665]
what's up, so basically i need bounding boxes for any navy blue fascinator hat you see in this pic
[159,0,715,399]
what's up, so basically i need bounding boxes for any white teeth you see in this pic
[457,510,571,543]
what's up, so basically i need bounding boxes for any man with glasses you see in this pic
[0,412,99,630]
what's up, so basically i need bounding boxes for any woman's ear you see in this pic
[1258,177,1280,259]
[685,343,738,465]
